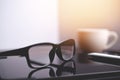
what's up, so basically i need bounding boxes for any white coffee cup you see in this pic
[78,28,118,53]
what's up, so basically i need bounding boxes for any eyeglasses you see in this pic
[0,39,75,69]
[28,60,76,79]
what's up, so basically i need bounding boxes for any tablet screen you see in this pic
[0,56,120,80]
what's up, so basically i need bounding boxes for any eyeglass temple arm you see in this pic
[0,48,26,57]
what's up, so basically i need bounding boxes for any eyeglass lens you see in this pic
[28,45,52,68]
[60,43,74,60]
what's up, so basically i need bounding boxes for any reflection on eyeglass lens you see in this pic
[61,45,74,60]
[29,45,53,67]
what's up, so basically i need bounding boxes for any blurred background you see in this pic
[0,0,58,50]
[0,0,120,50]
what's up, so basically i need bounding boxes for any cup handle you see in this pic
[105,31,118,49]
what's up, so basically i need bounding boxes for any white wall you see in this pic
[0,0,58,50]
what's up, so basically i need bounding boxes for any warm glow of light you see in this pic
[59,0,120,28]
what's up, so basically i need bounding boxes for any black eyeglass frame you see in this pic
[0,39,75,69]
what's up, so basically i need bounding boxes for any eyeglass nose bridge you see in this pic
[49,45,63,63]
[55,46,66,61]
[49,45,58,64]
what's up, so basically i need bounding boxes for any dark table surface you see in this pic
[1,52,120,80]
